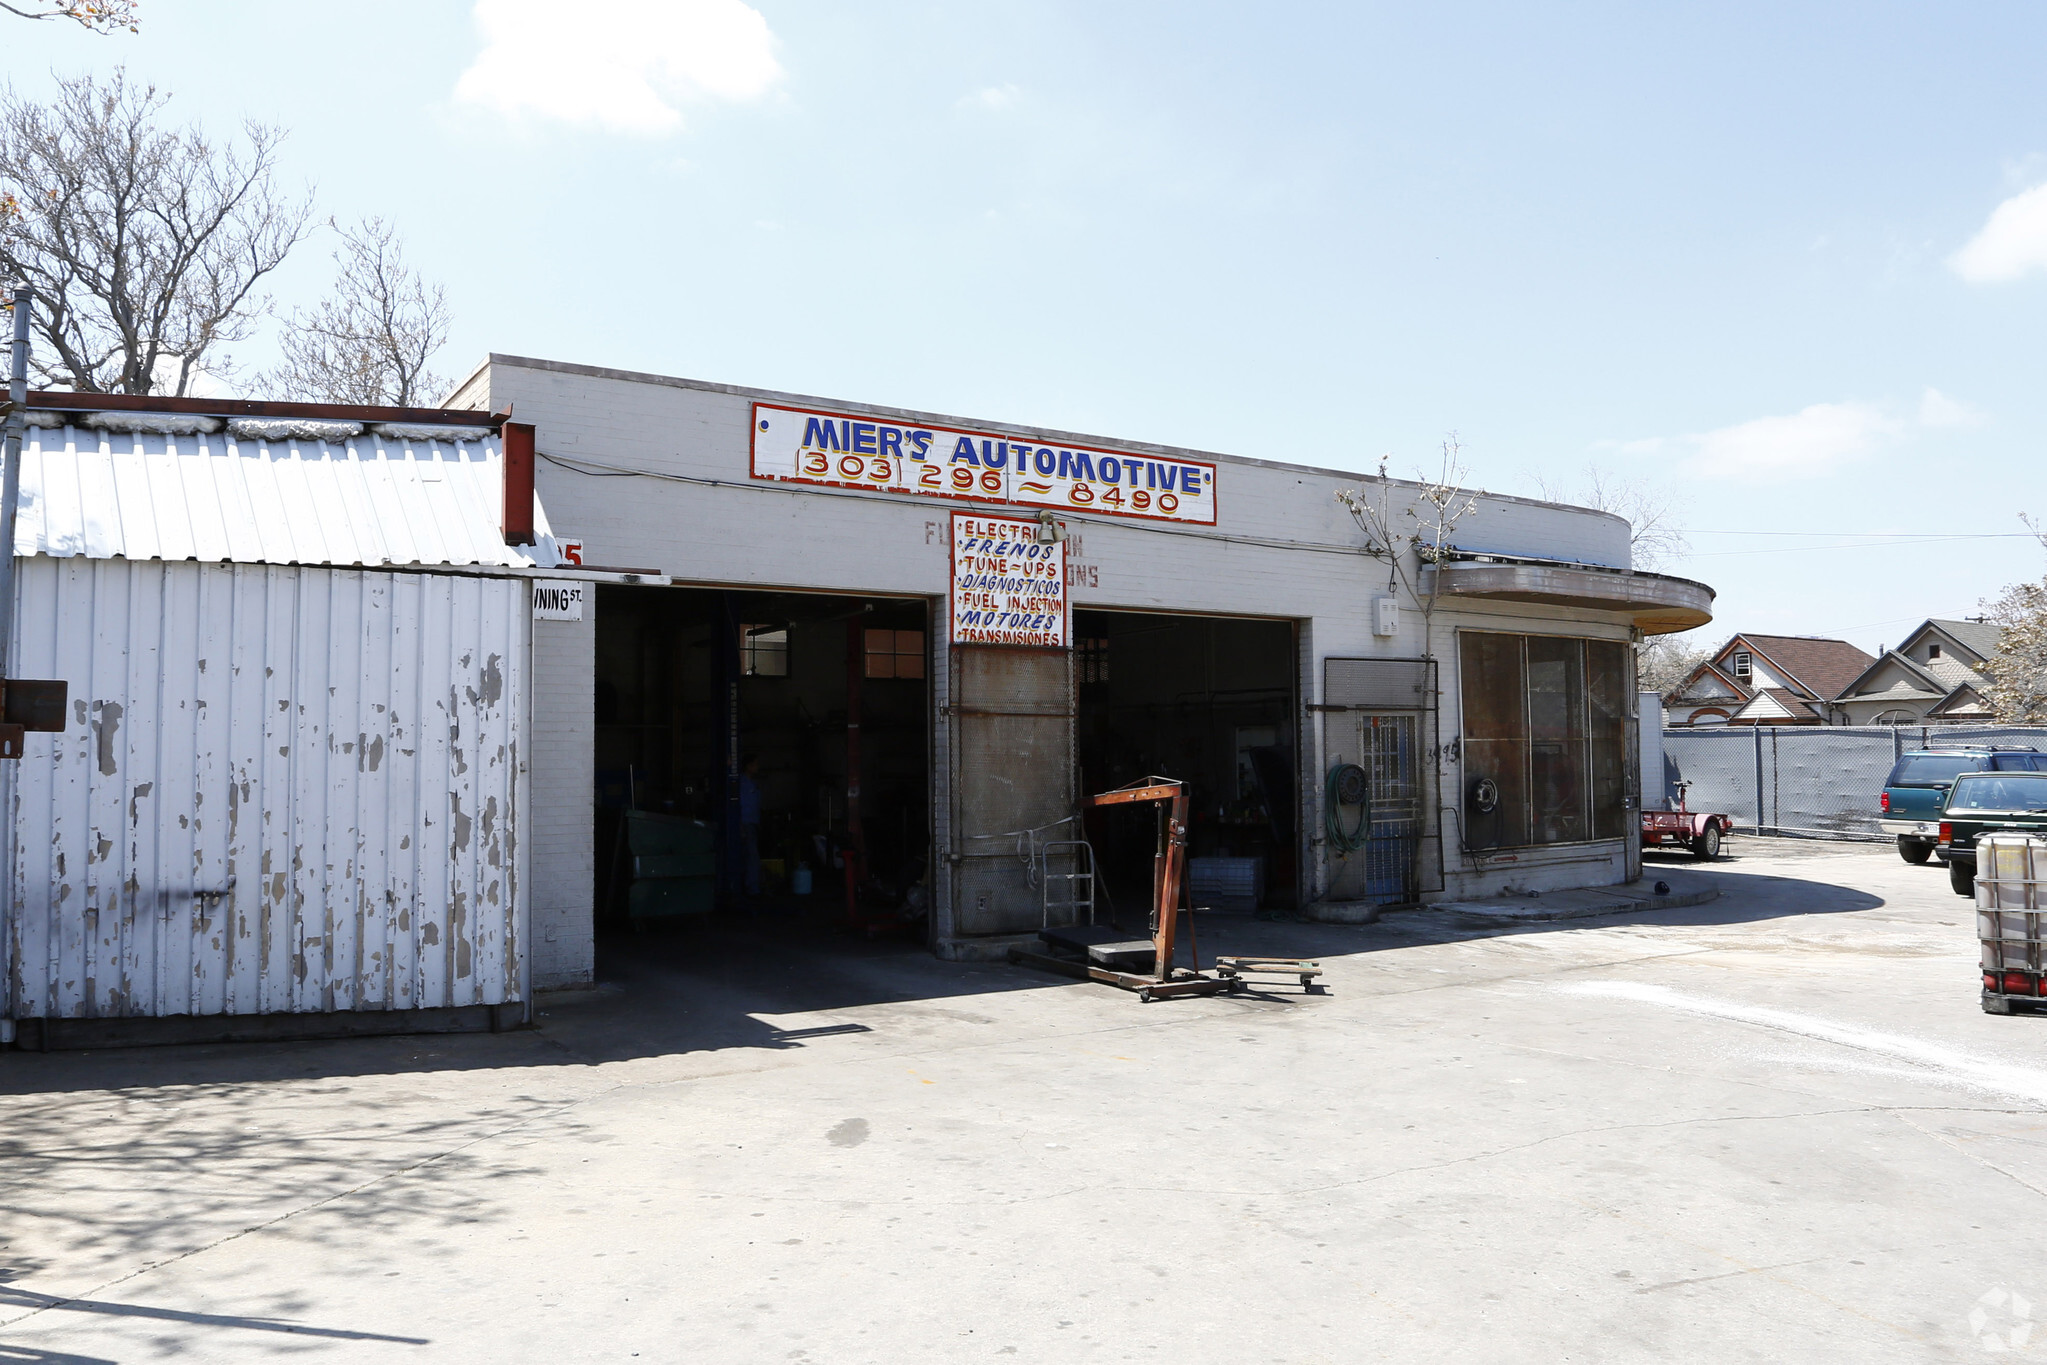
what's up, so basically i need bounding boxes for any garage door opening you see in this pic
[593,586,932,946]
[1074,610,1299,919]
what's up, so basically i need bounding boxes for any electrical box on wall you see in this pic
[1372,595,1399,637]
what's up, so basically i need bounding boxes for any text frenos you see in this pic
[751,402,1219,527]
[950,513,1067,649]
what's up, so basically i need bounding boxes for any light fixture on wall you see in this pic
[1036,508,1067,545]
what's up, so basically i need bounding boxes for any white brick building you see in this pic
[451,356,1714,989]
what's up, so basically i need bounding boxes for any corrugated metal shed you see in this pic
[16,420,556,568]
[9,559,527,1019]
[4,411,546,1024]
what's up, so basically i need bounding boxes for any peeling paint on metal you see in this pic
[91,701,123,776]
[451,795,472,855]
[8,559,526,1021]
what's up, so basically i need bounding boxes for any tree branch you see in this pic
[0,0,138,32]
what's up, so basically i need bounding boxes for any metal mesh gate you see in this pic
[1321,657,1434,903]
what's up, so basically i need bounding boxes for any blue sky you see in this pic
[11,1,2047,656]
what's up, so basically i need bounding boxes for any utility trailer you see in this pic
[1640,780,1733,859]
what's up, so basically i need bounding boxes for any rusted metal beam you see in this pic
[1086,783,1182,807]
[25,389,508,428]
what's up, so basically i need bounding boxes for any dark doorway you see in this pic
[592,586,932,941]
[1073,610,1299,919]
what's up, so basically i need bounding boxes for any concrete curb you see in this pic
[1432,880,1720,928]
[935,932,1046,963]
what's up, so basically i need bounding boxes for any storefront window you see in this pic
[1459,633,1631,848]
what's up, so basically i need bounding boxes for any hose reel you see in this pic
[1326,762,1370,855]
[1467,775,1500,815]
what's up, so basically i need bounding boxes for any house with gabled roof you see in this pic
[1665,632,1876,726]
[1832,618,2003,725]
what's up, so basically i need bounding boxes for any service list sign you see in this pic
[950,513,1068,649]
[751,403,1219,526]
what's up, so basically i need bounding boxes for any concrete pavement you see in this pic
[1,836,2041,1362]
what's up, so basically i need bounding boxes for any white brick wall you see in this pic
[529,614,595,989]
[467,353,1696,944]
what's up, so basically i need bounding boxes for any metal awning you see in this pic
[16,406,573,572]
[1420,552,1714,635]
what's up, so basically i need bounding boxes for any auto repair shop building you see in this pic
[450,355,1715,989]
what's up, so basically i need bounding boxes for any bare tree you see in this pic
[264,217,451,406]
[1534,464,1688,571]
[1534,464,1703,695]
[0,69,311,394]
[1637,634,1710,696]
[1,0,136,31]
[1334,434,1480,653]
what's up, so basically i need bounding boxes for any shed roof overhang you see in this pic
[1420,553,1714,635]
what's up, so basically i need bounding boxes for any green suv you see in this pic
[1939,770,2047,896]
[1882,746,2042,863]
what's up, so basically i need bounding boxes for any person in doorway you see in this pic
[739,755,763,899]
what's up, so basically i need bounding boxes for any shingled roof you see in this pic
[1922,618,2002,662]
[1739,634,1877,703]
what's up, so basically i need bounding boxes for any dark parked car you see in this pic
[1881,746,2041,864]
[1938,770,2047,896]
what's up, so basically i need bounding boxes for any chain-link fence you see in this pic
[1660,725,2047,841]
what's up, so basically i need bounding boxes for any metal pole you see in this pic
[0,287,24,1040]
[0,286,27,679]
[1752,723,1765,836]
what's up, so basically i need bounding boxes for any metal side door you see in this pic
[948,645,1075,937]
[1359,713,1422,902]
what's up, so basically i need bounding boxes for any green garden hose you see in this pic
[1326,763,1370,855]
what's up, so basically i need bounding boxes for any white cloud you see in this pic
[455,0,782,135]
[1951,183,2047,282]
[1612,389,1988,482]
[958,84,1021,111]
[1689,401,1903,479]
[1917,386,1986,429]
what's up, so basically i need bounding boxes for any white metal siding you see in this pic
[6,559,527,1019]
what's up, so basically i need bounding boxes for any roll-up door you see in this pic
[948,645,1074,937]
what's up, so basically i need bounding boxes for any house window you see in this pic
[1928,643,1942,660]
[1732,652,1752,679]
[1459,633,1631,848]
[740,624,789,677]
[863,629,926,680]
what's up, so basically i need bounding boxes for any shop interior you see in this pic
[593,586,931,939]
[1073,610,1299,920]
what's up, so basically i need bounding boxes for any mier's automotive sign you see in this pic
[950,512,1067,649]
[750,402,1219,526]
